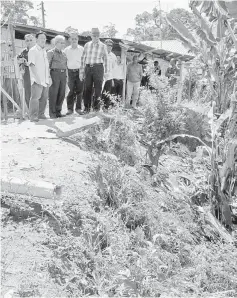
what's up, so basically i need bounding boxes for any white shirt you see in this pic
[64,45,84,69]
[28,44,49,87]
[113,63,124,80]
[107,51,117,80]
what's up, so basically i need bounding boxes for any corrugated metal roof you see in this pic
[142,40,193,56]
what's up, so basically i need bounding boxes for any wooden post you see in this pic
[119,42,130,105]
[8,14,27,119]
[188,68,192,102]
[122,49,127,103]
[177,61,184,104]
[1,69,8,120]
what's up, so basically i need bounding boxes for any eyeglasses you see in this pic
[26,40,33,42]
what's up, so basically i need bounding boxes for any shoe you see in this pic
[50,114,57,119]
[56,113,66,118]
[66,110,73,115]
[30,118,39,122]
[39,115,47,119]
[75,109,84,115]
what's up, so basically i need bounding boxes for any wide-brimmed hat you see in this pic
[104,39,114,46]
[91,28,100,36]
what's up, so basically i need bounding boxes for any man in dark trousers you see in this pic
[47,35,67,118]
[79,28,109,112]
[17,34,36,107]
[64,32,84,115]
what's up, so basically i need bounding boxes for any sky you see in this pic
[30,0,190,38]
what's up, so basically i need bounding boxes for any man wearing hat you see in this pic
[79,28,109,112]
[101,39,117,109]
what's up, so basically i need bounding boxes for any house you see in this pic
[141,39,194,75]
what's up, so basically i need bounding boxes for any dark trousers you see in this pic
[49,70,66,117]
[102,79,113,109]
[23,67,31,107]
[113,79,123,99]
[84,64,104,112]
[67,70,83,111]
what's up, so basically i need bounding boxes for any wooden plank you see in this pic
[0,86,21,110]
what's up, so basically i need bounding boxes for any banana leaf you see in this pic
[200,1,212,14]
[221,0,237,19]
[166,15,197,47]
[192,6,217,44]
[215,1,229,17]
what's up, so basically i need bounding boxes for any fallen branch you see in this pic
[140,134,212,155]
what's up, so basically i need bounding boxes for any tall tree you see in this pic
[126,7,197,42]
[1,0,41,26]
[100,23,118,38]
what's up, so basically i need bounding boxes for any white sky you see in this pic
[30,0,190,38]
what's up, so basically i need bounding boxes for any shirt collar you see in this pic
[36,44,44,51]
[70,45,79,49]
[91,40,100,46]
[55,47,62,53]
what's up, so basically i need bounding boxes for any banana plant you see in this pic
[167,1,237,230]
[166,1,237,113]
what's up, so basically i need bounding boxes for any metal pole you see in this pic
[41,1,46,28]
[159,0,162,49]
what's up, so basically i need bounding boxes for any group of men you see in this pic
[18,27,145,122]
[17,27,182,122]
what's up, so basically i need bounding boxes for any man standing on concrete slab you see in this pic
[64,32,84,115]
[47,35,67,119]
[28,31,51,122]
[126,55,143,109]
[17,34,36,108]
[101,39,117,109]
[80,28,109,113]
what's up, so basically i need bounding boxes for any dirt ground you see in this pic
[1,113,100,297]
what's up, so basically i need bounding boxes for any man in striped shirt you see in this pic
[79,28,109,112]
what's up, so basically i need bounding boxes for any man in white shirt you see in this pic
[64,32,84,115]
[113,55,125,99]
[102,39,117,109]
[28,31,51,122]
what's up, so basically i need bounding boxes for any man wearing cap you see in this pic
[80,28,109,112]
[47,35,67,118]
[64,32,84,115]
[102,39,117,109]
